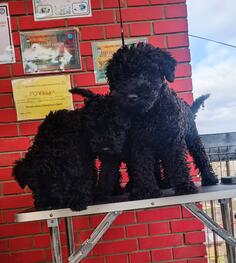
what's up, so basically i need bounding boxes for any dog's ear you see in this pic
[159,50,177,82]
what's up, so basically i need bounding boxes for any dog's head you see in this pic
[77,90,130,155]
[106,42,176,113]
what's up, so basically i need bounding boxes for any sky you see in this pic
[187,0,236,135]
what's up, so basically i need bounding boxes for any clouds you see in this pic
[187,0,236,134]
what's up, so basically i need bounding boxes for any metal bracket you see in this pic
[47,218,62,263]
[68,211,122,263]
[182,203,236,247]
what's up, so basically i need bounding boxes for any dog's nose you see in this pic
[127,94,139,102]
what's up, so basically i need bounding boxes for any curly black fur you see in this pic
[105,42,218,200]
[13,88,131,210]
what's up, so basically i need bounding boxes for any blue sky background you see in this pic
[187,0,236,134]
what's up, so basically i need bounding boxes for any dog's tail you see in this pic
[69,87,97,99]
[191,94,210,115]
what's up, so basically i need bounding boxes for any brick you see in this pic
[148,35,166,48]
[0,124,18,137]
[175,63,191,78]
[184,231,206,244]
[113,211,136,225]
[81,26,104,41]
[2,181,25,195]
[73,73,96,87]
[137,206,181,223]
[129,251,150,263]
[117,6,163,22]
[103,0,125,8]
[0,96,13,110]
[130,22,151,36]
[68,10,114,26]
[149,221,170,235]
[169,78,192,93]
[91,0,101,9]
[78,229,93,243]
[0,153,20,166]
[0,65,11,77]
[19,121,41,136]
[0,79,12,93]
[80,42,93,56]
[105,24,129,39]
[0,138,30,152]
[167,33,189,48]
[12,32,21,46]
[106,254,128,263]
[33,234,50,248]
[0,194,33,210]
[8,1,26,15]
[15,47,22,62]
[93,239,137,255]
[25,0,33,14]
[12,63,24,76]
[0,239,8,252]
[151,0,186,4]
[10,17,18,31]
[126,224,148,237]
[103,227,125,240]
[18,16,65,30]
[86,57,95,71]
[154,19,188,34]
[139,234,183,249]
[170,48,190,63]
[73,216,90,229]
[182,204,202,218]
[9,236,33,250]
[151,248,173,262]
[165,4,187,18]
[0,168,13,181]
[0,222,41,238]
[127,0,149,6]
[177,92,193,105]
[8,250,46,263]
[173,244,206,259]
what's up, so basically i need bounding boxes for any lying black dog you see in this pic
[105,42,218,200]
[13,89,130,210]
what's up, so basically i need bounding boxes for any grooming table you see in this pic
[15,183,236,263]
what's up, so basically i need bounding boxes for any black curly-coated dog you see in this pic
[105,42,218,200]
[76,88,210,201]
[13,89,130,210]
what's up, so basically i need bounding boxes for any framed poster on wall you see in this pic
[92,38,147,83]
[20,28,81,74]
[0,3,15,64]
[32,0,92,21]
[12,75,73,121]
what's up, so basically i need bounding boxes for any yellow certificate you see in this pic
[12,75,73,121]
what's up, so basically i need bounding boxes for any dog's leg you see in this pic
[127,147,161,200]
[95,156,122,201]
[186,130,218,186]
[162,141,198,195]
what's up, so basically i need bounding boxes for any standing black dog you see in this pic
[105,42,218,200]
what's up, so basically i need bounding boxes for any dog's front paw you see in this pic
[201,174,218,186]
[175,181,198,195]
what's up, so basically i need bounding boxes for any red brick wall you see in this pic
[0,0,207,262]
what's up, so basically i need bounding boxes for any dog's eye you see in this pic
[127,94,139,102]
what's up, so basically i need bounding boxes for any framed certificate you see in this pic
[0,3,15,64]
[33,0,92,21]
[20,28,81,74]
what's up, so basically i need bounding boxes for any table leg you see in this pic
[65,217,75,255]
[219,199,236,263]
[47,218,62,263]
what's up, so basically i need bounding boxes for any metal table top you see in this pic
[15,183,236,223]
